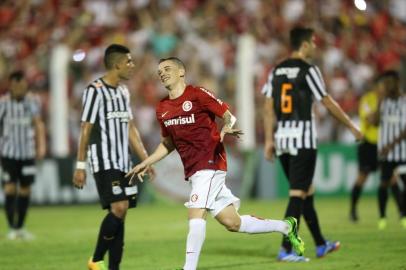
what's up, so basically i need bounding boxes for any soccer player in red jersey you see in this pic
[126,57,304,270]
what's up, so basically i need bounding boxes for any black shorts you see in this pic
[357,141,378,173]
[279,149,317,192]
[380,161,406,182]
[1,158,36,186]
[93,169,137,209]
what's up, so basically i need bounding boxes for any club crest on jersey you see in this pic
[182,101,192,112]
[191,194,199,202]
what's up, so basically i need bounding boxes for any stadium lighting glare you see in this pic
[354,0,367,11]
[73,49,86,62]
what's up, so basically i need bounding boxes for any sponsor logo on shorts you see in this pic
[191,194,199,202]
[22,166,37,176]
[112,181,123,195]
[182,101,192,112]
[125,186,138,196]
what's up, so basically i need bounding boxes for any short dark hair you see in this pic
[159,57,186,71]
[9,70,25,81]
[380,70,399,81]
[104,44,130,70]
[290,27,314,50]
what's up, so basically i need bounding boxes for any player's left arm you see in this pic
[220,110,243,142]
[28,94,46,160]
[263,97,276,161]
[33,116,46,160]
[128,121,148,161]
[128,121,155,180]
[196,87,243,142]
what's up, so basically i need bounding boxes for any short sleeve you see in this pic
[261,70,274,98]
[0,99,6,121]
[81,86,100,124]
[156,110,169,137]
[402,97,406,125]
[304,65,328,101]
[196,87,229,117]
[121,86,133,120]
[159,121,169,137]
[28,94,41,117]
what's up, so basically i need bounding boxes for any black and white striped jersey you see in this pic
[378,96,406,162]
[262,58,328,155]
[0,93,40,160]
[81,78,133,173]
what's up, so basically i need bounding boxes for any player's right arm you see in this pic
[73,85,100,189]
[126,136,174,184]
[73,122,93,189]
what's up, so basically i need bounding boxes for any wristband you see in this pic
[230,115,237,128]
[76,161,86,170]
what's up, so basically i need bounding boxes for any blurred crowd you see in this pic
[1,0,406,155]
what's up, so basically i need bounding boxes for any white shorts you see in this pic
[184,170,240,217]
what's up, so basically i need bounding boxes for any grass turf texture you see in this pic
[0,197,405,270]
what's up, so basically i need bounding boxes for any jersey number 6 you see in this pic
[281,83,293,113]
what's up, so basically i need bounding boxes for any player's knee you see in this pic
[289,189,306,199]
[380,181,389,188]
[19,185,31,196]
[223,218,241,232]
[111,202,128,218]
[4,183,17,195]
[356,173,368,185]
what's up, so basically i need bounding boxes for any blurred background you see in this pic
[0,0,405,205]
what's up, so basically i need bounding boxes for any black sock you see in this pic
[403,190,406,218]
[109,221,124,270]
[390,184,403,217]
[400,176,406,217]
[16,195,30,229]
[93,212,122,262]
[281,196,304,252]
[5,194,16,229]
[303,195,325,246]
[351,185,362,211]
[378,186,388,218]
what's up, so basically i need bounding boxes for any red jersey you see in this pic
[156,85,229,179]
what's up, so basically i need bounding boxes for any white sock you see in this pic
[183,219,206,270]
[238,215,289,235]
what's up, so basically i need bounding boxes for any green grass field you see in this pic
[0,197,405,270]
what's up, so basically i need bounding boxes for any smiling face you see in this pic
[157,60,185,89]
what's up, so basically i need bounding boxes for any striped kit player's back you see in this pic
[0,93,40,160]
[81,78,133,173]
[262,58,328,155]
[379,96,406,162]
